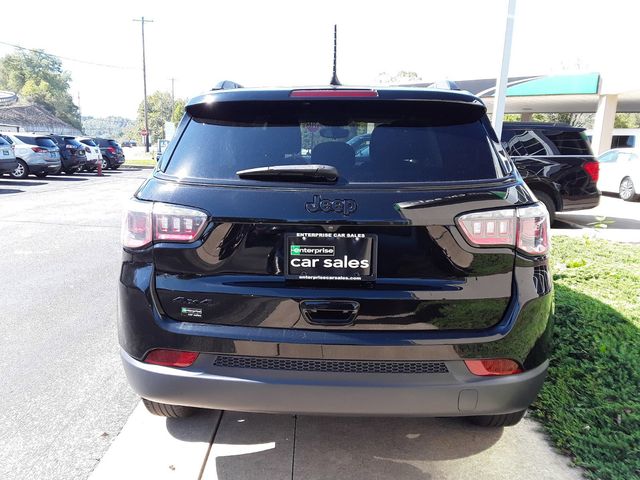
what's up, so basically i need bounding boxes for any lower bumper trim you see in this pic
[121,349,548,416]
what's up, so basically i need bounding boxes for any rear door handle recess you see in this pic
[300,300,360,326]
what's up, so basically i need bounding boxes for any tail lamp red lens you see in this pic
[121,199,208,249]
[290,89,378,98]
[144,349,199,367]
[465,359,523,376]
[107,146,116,154]
[457,203,550,256]
[31,147,48,153]
[583,161,599,183]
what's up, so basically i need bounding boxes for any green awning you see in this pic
[505,73,600,96]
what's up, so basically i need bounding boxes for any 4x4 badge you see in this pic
[305,195,357,216]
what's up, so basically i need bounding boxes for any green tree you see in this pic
[171,98,186,124]
[0,49,81,129]
[614,113,640,128]
[135,91,174,144]
[377,71,422,85]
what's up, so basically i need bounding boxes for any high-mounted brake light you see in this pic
[465,359,523,376]
[456,203,550,256]
[121,199,208,249]
[583,161,599,183]
[290,89,378,98]
[144,349,199,367]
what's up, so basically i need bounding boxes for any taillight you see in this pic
[85,147,91,153]
[457,209,516,246]
[153,202,208,242]
[456,203,550,256]
[121,198,208,249]
[107,146,116,154]
[465,359,522,376]
[516,204,550,256]
[583,161,599,183]
[290,89,378,98]
[144,349,199,367]
[31,147,48,153]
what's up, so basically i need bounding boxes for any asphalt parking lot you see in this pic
[6,170,638,479]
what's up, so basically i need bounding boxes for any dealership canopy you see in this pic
[412,72,640,154]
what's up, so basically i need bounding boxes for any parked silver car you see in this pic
[0,133,61,178]
[0,134,18,175]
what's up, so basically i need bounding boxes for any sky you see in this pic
[1,0,638,119]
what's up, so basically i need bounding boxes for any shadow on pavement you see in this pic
[0,188,23,195]
[0,179,46,187]
[292,416,502,480]
[165,409,221,443]
[197,412,503,480]
[43,176,88,182]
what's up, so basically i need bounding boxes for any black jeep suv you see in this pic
[119,85,553,426]
[502,122,600,222]
[94,138,125,170]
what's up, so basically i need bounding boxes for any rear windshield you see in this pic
[63,138,83,147]
[15,135,57,148]
[164,105,501,184]
[79,138,97,147]
[0,136,9,146]
[503,129,592,156]
[107,140,120,148]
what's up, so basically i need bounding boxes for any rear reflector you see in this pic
[464,359,522,376]
[121,199,208,249]
[583,160,599,183]
[144,349,199,367]
[456,203,550,256]
[290,89,378,98]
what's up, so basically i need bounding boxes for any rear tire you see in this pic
[35,172,48,178]
[10,159,29,179]
[102,157,110,170]
[619,177,639,202]
[468,409,526,427]
[64,169,76,175]
[142,398,197,418]
[532,190,556,224]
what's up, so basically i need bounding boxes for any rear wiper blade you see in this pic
[236,164,338,182]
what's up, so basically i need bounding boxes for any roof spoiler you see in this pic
[212,80,243,91]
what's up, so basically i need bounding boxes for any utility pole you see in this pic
[133,16,153,153]
[492,0,516,142]
[170,77,175,104]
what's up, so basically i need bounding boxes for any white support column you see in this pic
[492,0,517,141]
[591,94,618,155]
[520,112,533,122]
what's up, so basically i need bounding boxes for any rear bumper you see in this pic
[121,349,548,416]
[0,158,18,173]
[560,191,600,212]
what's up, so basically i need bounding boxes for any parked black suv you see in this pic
[94,138,125,170]
[47,134,87,174]
[119,85,553,426]
[501,122,600,222]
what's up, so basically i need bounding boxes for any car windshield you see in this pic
[164,104,502,184]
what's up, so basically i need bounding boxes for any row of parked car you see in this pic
[0,133,125,179]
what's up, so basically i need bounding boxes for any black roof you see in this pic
[502,122,585,132]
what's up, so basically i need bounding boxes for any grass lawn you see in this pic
[124,158,156,167]
[530,236,640,480]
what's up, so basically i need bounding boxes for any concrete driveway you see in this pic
[90,406,583,480]
[552,193,640,242]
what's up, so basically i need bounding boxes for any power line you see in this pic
[0,40,137,70]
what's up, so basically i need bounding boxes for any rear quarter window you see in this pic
[503,129,592,156]
[164,111,502,184]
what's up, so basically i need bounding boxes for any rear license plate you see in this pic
[285,233,377,281]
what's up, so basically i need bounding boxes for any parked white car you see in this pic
[77,137,102,172]
[597,149,640,201]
